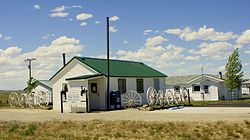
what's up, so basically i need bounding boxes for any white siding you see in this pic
[51,59,98,112]
[35,85,52,103]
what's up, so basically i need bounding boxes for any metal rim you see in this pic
[121,91,142,108]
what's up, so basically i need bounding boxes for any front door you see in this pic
[89,82,99,110]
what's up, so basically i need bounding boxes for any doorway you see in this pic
[88,82,100,111]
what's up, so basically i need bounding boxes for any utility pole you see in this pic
[25,58,36,80]
[201,65,204,79]
[106,17,110,111]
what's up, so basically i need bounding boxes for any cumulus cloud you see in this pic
[0,36,84,89]
[76,13,93,21]
[110,26,118,33]
[95,21,100,24]
[116,43,185,69]
[165,26,234,41]
[185,55,200,60]
[188,42,234,60]
[33,4,41,10]
[49,5,69,17]
[236,29,250,44]
[145,35,167,47]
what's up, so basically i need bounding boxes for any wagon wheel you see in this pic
[174,91,182,105]
[158,90,166,107]
[121,91,142,109]
[181,88,188,103]
[25,93,35,108]
[147,87,158,106]
[165,90,175,105]
[37,91,49,108]
[9,92,20,108]
[18,93,27,108]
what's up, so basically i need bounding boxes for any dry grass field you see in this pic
[1,120,250,140]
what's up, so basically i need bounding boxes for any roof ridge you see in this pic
[75,56,144,64]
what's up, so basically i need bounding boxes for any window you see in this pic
[174,86,180,92]
[204,85,209,93]
[91,83,97,93]
[118,79,126,94]
[193,85,200,92]
[137,79,144,93]
[154,79,160,91]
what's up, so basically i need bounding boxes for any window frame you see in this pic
[136,79,144,93]
[118,79,127,94]
[204,85,209,94]
[193,85,201,92]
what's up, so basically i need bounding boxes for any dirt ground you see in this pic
[0,107,250,122]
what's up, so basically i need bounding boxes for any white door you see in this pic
[89,82,100,110]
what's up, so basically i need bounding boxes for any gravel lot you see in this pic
[0,107,250,122]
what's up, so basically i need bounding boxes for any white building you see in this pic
[242,80,250,97]
[165,74,240,101]
[36,80,53,103]
[50,56,167,112]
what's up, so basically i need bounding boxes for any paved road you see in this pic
[0,107,250,122]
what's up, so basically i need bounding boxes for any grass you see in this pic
[190,97,250,106]
[0,120,250,139]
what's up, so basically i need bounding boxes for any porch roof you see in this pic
[66,74,104,81]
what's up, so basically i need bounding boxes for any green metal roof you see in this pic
[75,57,167,77]
[66,74,104,81]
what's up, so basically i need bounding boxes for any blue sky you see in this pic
[0,0,250,89]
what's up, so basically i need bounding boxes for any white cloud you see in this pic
[116,44,185,69]
[33,4,41,10]
[66,5,82,9]
[0,33,12,41]
[76,13,93,21]
[236,29,250,44]
[109,16,120,22]
[164,28,181,35]
[189,42,234,60]
[80,22,87,27]
[185,55,200,60]
[245,49,250,54]
[145,35,167,47]
[143,30,153,35]
[165,26,234,41]
[51,5,65,12]
[49,12,69,17]
[95,21,100,24]
[42,33,55,40]
[0,36,84,89]
[110,26,118,33]
[49,5,69,17]
[3,36,11,40]
[123,40,128,44]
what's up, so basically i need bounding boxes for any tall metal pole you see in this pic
[106,17,110,110]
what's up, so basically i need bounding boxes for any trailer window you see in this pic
[204,85,209,93]
[193,85,200,92]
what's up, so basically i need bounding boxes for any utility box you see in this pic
[110,91,121,110]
